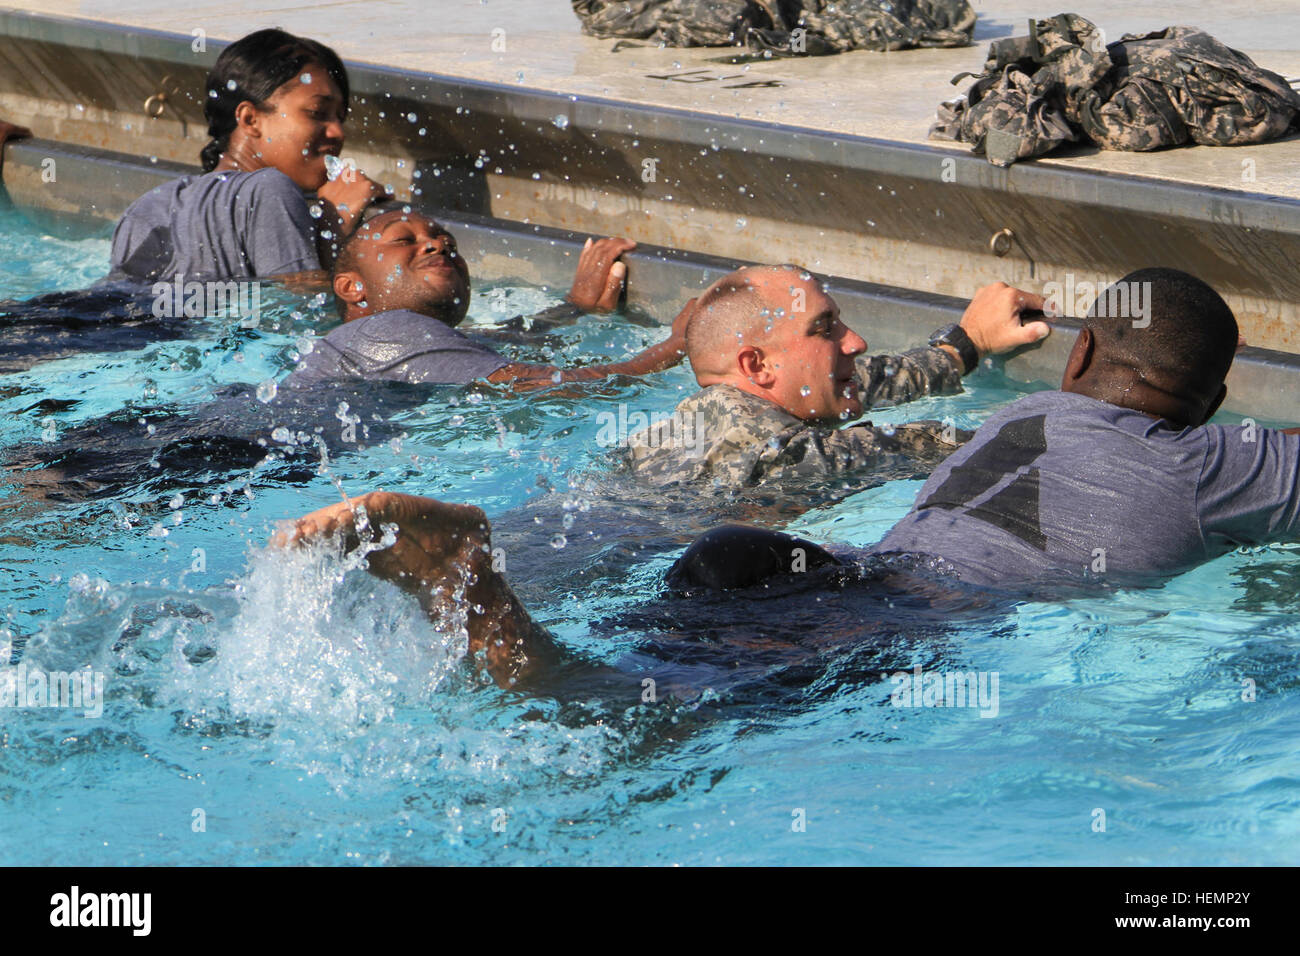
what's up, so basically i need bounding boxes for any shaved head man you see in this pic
[624,263,1048,489]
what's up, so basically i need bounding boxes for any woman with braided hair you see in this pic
[107,28,385,284]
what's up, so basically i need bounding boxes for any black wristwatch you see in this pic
[929,323,980,375]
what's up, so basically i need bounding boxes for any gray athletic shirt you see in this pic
[875,389,1300,586]
[107,168,319,282]
[284,309,508,386]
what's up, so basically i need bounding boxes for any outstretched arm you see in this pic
[273,491,555,687]
[486,296,697,388]
[855,283,1051,408]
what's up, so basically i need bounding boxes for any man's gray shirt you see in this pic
[108,168,319,282]
[876,390,1300,586]
[284,310,508,386]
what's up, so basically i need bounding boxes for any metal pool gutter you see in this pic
[2,138,1296,424]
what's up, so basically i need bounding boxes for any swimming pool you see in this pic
[1,205,1297,866]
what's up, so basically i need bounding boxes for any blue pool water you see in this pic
[1,207,1298,866]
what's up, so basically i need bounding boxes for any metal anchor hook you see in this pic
[144,74,183,119]
[989,227,1015,257]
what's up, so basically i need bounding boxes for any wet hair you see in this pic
[201,29,350,172]
[327,201,408,292]
[330,208,465,322]
[331,204,417,286]
[1086,267,1238,393]
[685,264,807,366]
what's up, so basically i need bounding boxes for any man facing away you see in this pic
[871,266,1299,587]
[671,267,1300,592]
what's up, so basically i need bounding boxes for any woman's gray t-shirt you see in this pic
[107,168,319,282]
[284,310,508,387]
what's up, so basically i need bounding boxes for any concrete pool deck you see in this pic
[7,0,1300,200]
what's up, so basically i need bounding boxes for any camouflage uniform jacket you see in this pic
[570,0,974,55]
[931,14,1300,165]
[625,346,967,487]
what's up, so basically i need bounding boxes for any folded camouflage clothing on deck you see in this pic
[570,0,975,55]
[931,12,1300,166]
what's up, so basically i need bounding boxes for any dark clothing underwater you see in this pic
[0,285,189,373]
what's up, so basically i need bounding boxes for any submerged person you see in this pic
[0,212,647,496]
[624,265,1049,489]
[271,489,996,696]
[285,207,689,388]
[106,28,383,284]
[675,267,1300,591]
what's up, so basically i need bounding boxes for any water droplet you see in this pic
[552,114,569,129]
[168,494,184,509]
[300,73,312,84]
[256,379,278,403]
[800,386,812,397]
[550,533,568,549]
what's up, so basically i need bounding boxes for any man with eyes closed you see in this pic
[285,207,692,389]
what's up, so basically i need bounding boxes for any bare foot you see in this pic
[275,491,544,686]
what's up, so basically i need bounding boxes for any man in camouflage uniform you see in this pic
[623,266,1049,488]
[932,13,1300,166]
[570,0,975,55]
